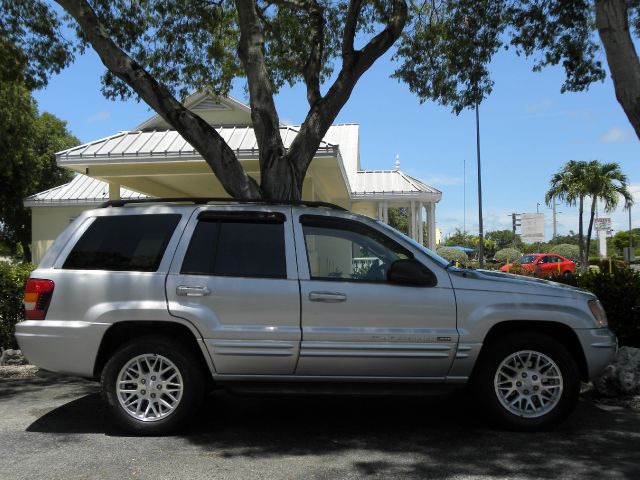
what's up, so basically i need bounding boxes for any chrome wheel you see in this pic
[116,354,184,422]
[494,350,563,418]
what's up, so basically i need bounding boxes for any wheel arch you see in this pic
[476,320,589,382]
[93,320,214,383]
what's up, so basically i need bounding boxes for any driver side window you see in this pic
[301,217,411,282]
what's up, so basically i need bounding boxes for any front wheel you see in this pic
[101,335,206,435]
[472,332,580,431]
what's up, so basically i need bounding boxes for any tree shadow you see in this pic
[25,388,640,478]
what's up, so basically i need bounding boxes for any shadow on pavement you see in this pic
[25,388,640,479]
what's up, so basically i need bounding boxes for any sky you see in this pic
[33,34,640,241]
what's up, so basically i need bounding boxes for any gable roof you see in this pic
[352,170,442,198]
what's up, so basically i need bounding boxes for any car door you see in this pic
[293,212,458,379]
[166,206,301,375]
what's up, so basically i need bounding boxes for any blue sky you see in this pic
[33,39,640,241]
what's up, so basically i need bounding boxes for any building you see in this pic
[25,94,441,264]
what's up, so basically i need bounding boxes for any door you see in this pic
[293,213,458,379]
[166,207,301,375]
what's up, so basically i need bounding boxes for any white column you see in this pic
[378,202,383,221]
[410,201,416,240]
[427,202,436,250]
[418,202,424,245]
[108,181,120,200]
[382,201,389,224]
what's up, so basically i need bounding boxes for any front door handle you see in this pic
[309,291,347,303]
[176,285,211,297]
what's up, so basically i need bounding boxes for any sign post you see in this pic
[594,218,611,259]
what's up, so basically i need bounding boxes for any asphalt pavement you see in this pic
[1,372,639,480]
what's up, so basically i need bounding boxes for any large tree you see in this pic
[6,0,630,203]
[0,37,77,261]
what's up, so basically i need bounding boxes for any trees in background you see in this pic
[486,230,522,250]
[546,160,633,272]
[0,36,78,261]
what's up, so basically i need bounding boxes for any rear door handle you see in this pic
[309,291,347,303]
[176,285,211,297]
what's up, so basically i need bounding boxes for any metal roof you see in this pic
[56,125,341,163]
[352,170,442,198]
[24,174,148,207]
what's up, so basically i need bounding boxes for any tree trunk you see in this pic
[578,196,585,273]
[20,240,31,264]
[596,0,640,140]
[584,196,597,270]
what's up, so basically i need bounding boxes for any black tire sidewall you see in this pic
[473,332,580,431]
[101,335,205,435]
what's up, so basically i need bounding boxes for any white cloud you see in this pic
[600,127,633,144]
[424,174,464,187]
[86,111,110,124]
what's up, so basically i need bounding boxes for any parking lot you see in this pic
[1,372,639,480]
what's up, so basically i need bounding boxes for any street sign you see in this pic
[594,217,611,232]
[521,213,545,243]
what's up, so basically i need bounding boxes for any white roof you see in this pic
[56,125,344,164]
[352,170,441,199]
[24,174,148,207]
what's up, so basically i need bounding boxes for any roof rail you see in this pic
[100,197,347,211]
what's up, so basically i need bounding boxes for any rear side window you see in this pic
[63,214,181,272]
[181,214,286,278]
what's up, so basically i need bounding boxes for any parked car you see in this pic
[501,253,576,278]
[17,199,616,434]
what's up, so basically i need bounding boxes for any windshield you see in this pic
[376,221,450,268]
[516,255,538,264]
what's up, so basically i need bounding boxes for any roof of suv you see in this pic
[100,197,347,211]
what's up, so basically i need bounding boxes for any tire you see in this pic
[101,335,206,435]
[562,271,573,279]
[471,332,580,431]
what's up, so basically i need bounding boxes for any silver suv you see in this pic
[17,199,616,434]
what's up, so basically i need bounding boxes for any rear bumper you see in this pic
[15,320,109,377]
[575,328,617,380]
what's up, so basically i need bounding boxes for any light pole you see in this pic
[476,103,484,268]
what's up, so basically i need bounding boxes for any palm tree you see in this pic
[545,161,589,271]
[583,161,634,264]
[546,160,634,273]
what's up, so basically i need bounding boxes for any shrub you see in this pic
[494,248,522,263]
[551,265,640,347]
[436,247,468,265]
[550,244,579,260]
[0,261,35,349]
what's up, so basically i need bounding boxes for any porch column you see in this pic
[108,181,120,200]
[409,201,416,240]
[382,201,389,224]
[427,202,436,250]
[418,202,424,245]
[378,202,383,221]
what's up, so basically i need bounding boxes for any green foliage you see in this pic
[551,265,640,347]
[0,55,78,261]
[609,228,640,255]
[436,247,468,264]
[548,231,579,246]
[0,261,35,349]
[494,248,522,263]
[549,244,579,260]
[388,207,409,236]
[486,230,522,250]
[393,0,606,114]
[444,228,473,247]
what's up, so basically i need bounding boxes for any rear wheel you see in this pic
[101,335,206,435]
[472,332,580,431]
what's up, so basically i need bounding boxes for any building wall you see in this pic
[31,205,94,265]
[351,202,377,219]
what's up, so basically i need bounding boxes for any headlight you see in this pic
[588,299,608,328]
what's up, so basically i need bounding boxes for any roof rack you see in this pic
[100,197,347,211]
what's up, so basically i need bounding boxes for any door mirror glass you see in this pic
[387,259,437,287]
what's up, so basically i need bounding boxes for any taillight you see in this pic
[24,279,55,320]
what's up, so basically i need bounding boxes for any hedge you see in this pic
[494,248,522,263]
[436,247,468,264]
[0,261,35,349]
[549,244,579,260]
[551,264,640,347]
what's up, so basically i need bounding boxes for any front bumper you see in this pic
[575,327,618,380]
[15,320,109,378]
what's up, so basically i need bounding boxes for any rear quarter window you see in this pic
[62,214,181,272]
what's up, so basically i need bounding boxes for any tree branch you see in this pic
[55,0,262,199]
[596,0,640,140]
[301,0,324,107]
[289,0,408,185]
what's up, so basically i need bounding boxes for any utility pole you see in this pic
[552,197,557,239]
[476,103,484,268]
[630,206,634,262]
[463,158,466,237]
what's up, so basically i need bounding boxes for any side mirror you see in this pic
[387,259,437,287]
